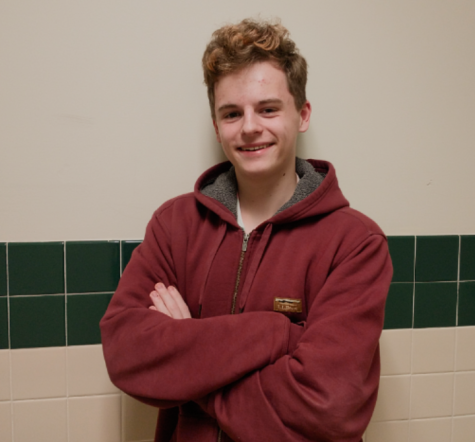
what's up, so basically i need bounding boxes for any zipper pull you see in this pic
[242,233,250,252]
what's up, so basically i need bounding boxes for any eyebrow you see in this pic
[216,98,284,114]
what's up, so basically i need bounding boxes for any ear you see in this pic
[298,101,312,133]
[213,120,221,143]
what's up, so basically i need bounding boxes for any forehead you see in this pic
[214,61,292,106]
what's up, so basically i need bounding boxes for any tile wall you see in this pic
[0,236,474,441]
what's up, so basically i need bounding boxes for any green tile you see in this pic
[387,236,415,282]
[67,293,113,345]
[458,281,475,326]
[460,236,475,281]
[415,236,459,282]
[121,240,142,272]
[383,283,413,329]
[10,295,65,348]
[0,244,6,296]
[9,242,64,296]
[0,297,8,349]
[66,241,120,293]
[414,282,457,328]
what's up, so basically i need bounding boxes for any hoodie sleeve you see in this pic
[100,207,293,408]
[198,233,392,442]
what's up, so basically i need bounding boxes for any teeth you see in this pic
[241,144,270,151]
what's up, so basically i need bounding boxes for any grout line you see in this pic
[6,244,15,442]
[407,236,416,440]
[369,415,475,424]
[7,291,113,298]
[412,236,416,329]
[451,235,462,442]
[8,293,70,298]
[67,392,122,400]
[386,369,465,377]
[121,392,126,442]
[64,240,68,347]
[120,241,123,278]
[456,235,461,328]
[10,393,121,404]
[64,241,70,442]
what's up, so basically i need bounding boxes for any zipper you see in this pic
[217,231,250,441]
[230,232,250,315]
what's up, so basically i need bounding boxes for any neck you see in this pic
[236,163,298,232]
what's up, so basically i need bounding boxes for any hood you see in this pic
[194,158,349,229]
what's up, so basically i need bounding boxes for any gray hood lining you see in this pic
[200,158,326,220]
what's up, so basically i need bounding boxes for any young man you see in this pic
[101,19,392,442]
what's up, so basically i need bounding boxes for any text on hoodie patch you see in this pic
[273,297,302,313]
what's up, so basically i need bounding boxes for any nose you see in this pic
[241,109,262,137]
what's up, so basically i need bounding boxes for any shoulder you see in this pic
[311,206,388,267]
[143,193,200,236]
[336,207,386,238]
[153,192,197,218]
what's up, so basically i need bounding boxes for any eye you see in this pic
[224,111,240,120]
[261,107,277,115]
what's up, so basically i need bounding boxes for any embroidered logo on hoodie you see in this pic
[273,297,302,313]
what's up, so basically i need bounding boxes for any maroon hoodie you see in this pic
[100,159,392,442]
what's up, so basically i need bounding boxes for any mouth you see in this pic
[238,143,273,152]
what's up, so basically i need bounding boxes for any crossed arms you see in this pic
[100,202,392,441]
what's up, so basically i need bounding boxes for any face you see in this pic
[213,61,311,182]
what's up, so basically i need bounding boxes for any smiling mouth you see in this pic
[239,143,273,152]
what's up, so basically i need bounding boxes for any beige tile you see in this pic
[410,373,454,419]
[0,350,11,401]
[68,395,121,442]
[453,415,475,442]
[371,376,411,422]
[380,329,412,375]
[13,399,67,442]
[408,418,452,442]
[11,347,66,400]
[0,402,12,442]
[365,420,409,442]
[454,372,475,415]
[412,328,455,374]
[67,345,118,396]
[123,393,158,442]
[456,327,475,371]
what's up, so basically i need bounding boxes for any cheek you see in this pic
[219,126,238,145]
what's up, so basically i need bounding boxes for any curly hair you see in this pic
[202,18,308,118]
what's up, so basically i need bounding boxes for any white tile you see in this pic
[0,350,10,401]
[0,402,12,442]
[67,344,118,396]
[13,399,67,442]
[412,328,455,374]
[365,420,409,442]
[408,418,452,442]
[68,395,121,442]
[456,327,475,371]
[453,415,475,442]
[11,347,66,400]
[410,373,454,419]
[371,376,411,422]
[123,393,158,442]
[380,329,412,375]
[454,372,475,415]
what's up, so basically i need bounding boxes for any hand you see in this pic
[149,283,192,319]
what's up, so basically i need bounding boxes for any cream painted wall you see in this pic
[1,0,474,241]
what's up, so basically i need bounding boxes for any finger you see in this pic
[156,284,184,319]
[149,306,158,311]
[168,286,191,319]
[149,291,172,317]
